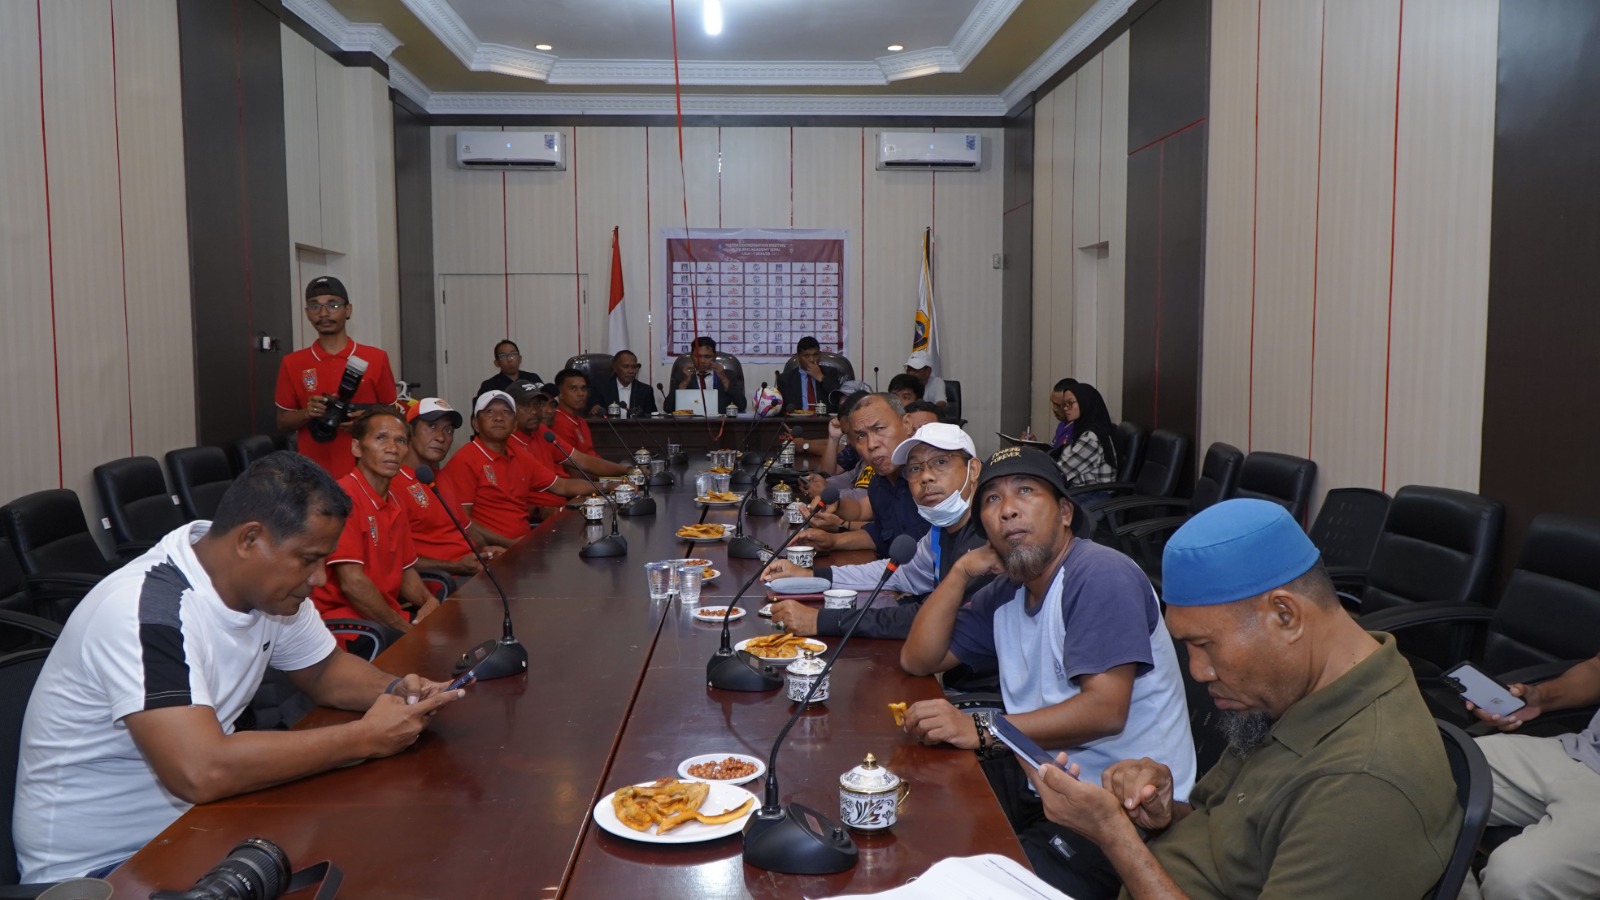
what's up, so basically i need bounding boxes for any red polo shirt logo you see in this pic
[482,465,498,485]
[367,515,379,546]
[408,483,429,507]
[301,368,319,392]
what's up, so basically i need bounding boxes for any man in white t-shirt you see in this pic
[899,446,1193,900]
[14,452,466,883]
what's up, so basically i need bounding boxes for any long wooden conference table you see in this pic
[106,459,1027,898]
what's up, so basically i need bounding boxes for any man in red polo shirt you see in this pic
[393,397,501,580]
[443,390,590,549]
[311,409,439,636]
[548,369,629,478]
[505,381,603,516]
[274,276,398,479]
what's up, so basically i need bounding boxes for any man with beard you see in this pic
[1028,499,1460,899]
[900,446,1193,898]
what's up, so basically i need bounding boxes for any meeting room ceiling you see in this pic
[290,0,1129,116]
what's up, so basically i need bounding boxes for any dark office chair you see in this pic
[778,352,856,384]
[1308,487,1391,572]
[241,619,396,731]
[1432,720,1492,900]
[1100,443,1246,573]
[0,646,55,891]
[942,380,965,426]
[1366,513,1600,727]
[230,435,276,475]
[166,446,235,522]
[1072,429,1190,508]
[1172,638,1230,775]
[93,456,183,557]
[1230,451,1317,522]
[1110,422,1148,484]
[564,353,616,388]
[0,491,116,623]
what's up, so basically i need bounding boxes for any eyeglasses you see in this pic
[495,351,521,360]
[304,300,348,313]
[904,452,965,478]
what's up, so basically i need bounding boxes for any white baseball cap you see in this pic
[891,422,976,465]
[473,390,515,415]
[406,397,463,428]
[905,350,932,369]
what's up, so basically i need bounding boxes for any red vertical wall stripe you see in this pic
[645,128,653,374]
[1306,0,1328,462]
[1381,0,1406,492]
[858,129,867,371]
[36,0,64,487]
[109,1,136,456]
[572,125,582,349]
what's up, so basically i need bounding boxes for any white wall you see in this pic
[428,125,1008,452]
[0,0,194,528]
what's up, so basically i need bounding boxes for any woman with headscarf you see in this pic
[1052,382,1119,500]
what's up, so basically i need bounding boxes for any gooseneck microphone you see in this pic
[413,466,528,681]
[743,534,918,873]
[707,486,841,692]
[543,432,627,558]
[593,415,657,516]
[728,425,798,558]
[872,366,879,391]
[727,381,768,487]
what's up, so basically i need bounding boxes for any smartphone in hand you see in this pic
[992,715,1058,770]
[1443,662,1526,715]
[444,670,478,692]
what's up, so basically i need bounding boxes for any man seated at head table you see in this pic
[548,369,631,478]
[790,393,934,555]
[309,409,441,637]
[1461,650,1600,900]
[506,380,620,516]
[898,446,1195,899]
[13,452,465,883]
[675,335,747,412]
[777,335,842,414]
[586,349,657,417]
[1026,499,1461,899]
[393,398,503,585]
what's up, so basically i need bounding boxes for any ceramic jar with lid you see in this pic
[838,753,909,832]
[784,651,829,705]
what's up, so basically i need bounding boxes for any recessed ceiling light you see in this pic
[535,43,552,51]
[887,44,904,52]
[704,0,723,36]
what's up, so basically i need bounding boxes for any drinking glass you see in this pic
[676,564,704,605]
[645,562,674,601]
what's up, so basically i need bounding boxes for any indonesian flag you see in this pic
[607,227,628,353]
[911,228,940,371]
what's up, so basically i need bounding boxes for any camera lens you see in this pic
[151,838,291,900]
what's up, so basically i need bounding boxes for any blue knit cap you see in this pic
[1162,499,1320,606]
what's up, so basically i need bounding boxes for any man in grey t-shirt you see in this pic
[1464,651,1600,900]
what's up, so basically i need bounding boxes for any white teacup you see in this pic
[822,589,857,610]
[786,545,816,569]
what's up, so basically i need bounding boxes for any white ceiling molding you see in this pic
[281,0,403,58]
[387,58,434,109]
[476,42,558,80]
[547,59,889,87]
[1000,0,1134,108]
[398,0,482,67]
[875,47,960,83]
[419,91,1010,118]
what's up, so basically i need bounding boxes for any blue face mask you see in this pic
[917,465,972,528]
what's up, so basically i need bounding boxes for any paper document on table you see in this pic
[829,854,1073,899]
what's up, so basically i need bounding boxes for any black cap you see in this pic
[977,446,1092,537]
[305,275,349,301]
[508,380,551,406]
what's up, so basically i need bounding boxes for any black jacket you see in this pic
[777,366,842,414]
[589,377,658,416]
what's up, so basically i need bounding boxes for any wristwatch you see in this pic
[972,710,1008,759]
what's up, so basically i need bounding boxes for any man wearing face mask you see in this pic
[762,424,995,646]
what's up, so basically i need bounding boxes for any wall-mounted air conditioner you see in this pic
[875,132,982,171]
[455,131,566,170]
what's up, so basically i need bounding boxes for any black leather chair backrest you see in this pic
[1233,451,1317,521]
[0,647,50,886]
[1481,513,1600,673]
[166,446,236,522]
[0,490,112,578]
[563,353,615,389]
[943,380,964,424]
[669,352,746,394]
[0,540,28,615]
[1189,442,1244,513]
[94,456,183,548]
[1309,487,1391,570]
[777,352,856,383]
[230,435,276,475]
[1111,422,1147,484]
[1132,430,1190,498]
[1362,485,1503,615]
[1432,719,1492,900]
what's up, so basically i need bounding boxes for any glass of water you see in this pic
[675,564,704,606]
[645,562,674,601]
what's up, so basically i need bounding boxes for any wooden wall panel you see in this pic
[114,0,195,461]
[1199,0,1258,459]
[1384,0,1496,492]
[313,51,349,254]
[41,1,133,501]
[1098,34,1130,422]
[505,126,577,280]
[281,27,321,252]
[1048,76,1077,411]
[574,127,649,356]
[861,153,931,395]
[395,100,437,395]
[344,68,401,373]
[1308,0,1397,494]
[1030,90,1057,432]
[1247,0,1321,456]
[1071,63,1103,401]
[430,126,507,281]
[719,127,791,230]
[792,127,865,372]
[0,1,62,499]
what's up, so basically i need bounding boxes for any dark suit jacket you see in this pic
[589,377,658,416]
[777,366,842,413]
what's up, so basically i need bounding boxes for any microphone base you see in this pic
[617,497,656,517]
[647,471,675,487]
[667,452,688,466]
[743,803,858,874]
[728,533,771,560]
[744,496,780,517]
[454,636,529,680]
[740,451,764,468]
[729,470,755,488]
[706,649,784,691]
[579,534,628,558]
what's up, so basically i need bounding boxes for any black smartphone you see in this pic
[991,715,1057,770]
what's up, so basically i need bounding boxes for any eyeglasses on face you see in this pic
[305,300,348,313]
[495,351,521,360]
[904,452,964,478]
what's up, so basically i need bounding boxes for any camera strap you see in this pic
[286,860,343,899]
